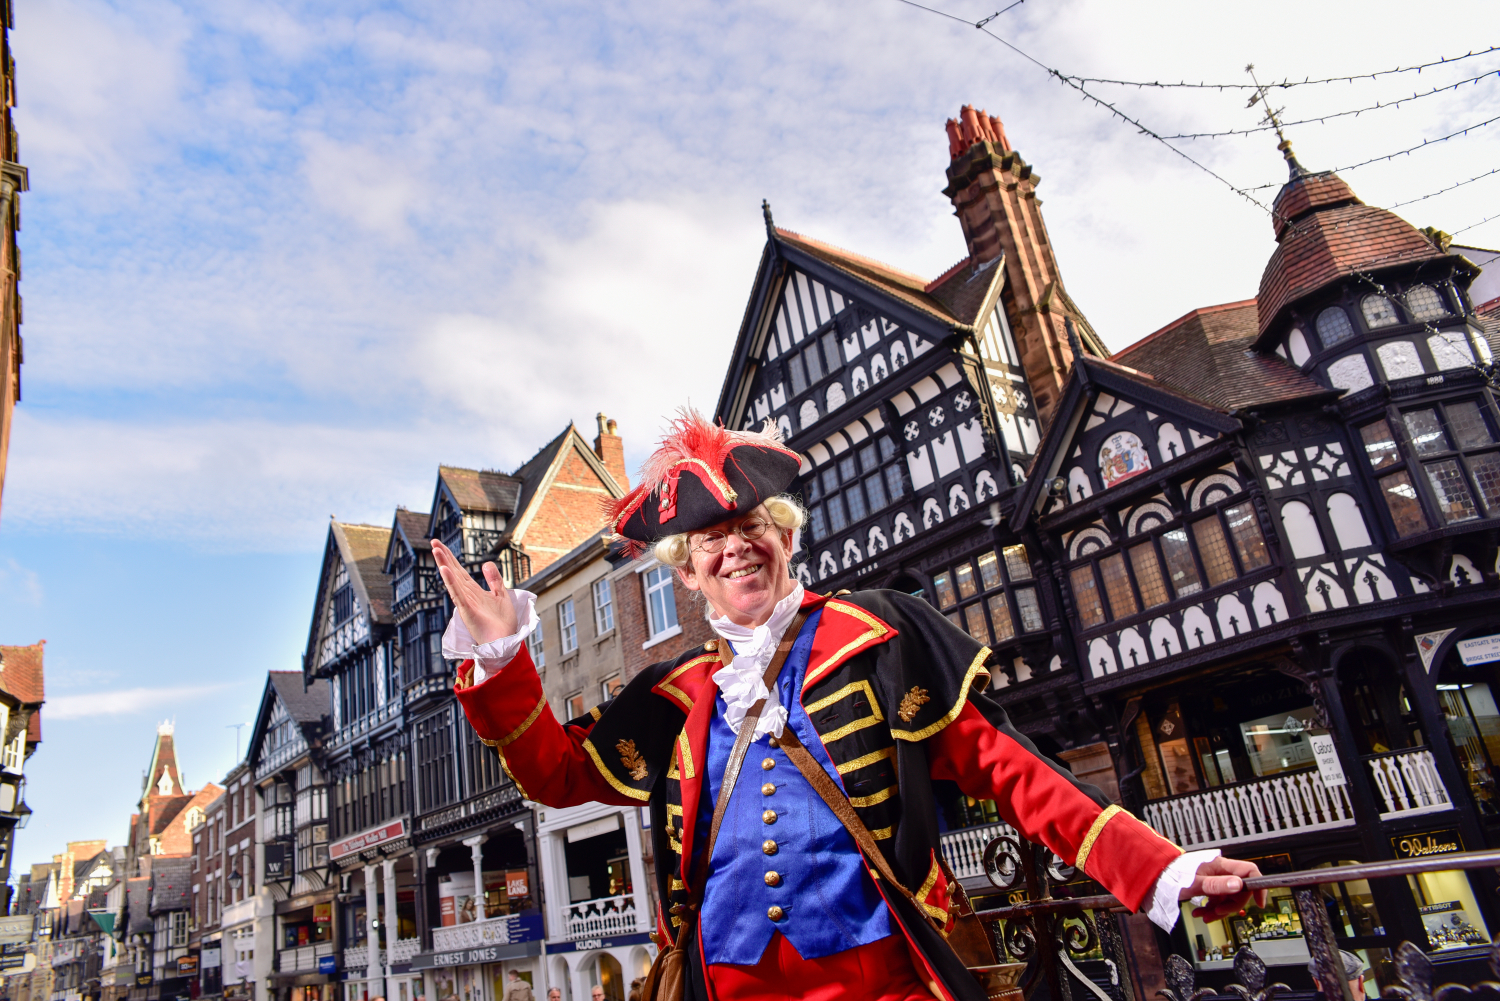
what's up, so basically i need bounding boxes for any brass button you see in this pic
[669,903,686,915]
[767,905,785,921]
[704,639,718,652]
[764,871,781,887]
[762,840,778,856]
[769,737,780,748]
[762,809,778,824]
[761,782,775,796]
[761,758,775,771]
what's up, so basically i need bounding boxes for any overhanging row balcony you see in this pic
[565,894,638,940]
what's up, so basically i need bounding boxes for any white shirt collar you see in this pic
[708,583,805,740]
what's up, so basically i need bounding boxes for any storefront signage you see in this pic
[329,819,407,861]
[1307,733,1346,787]
[263,844,289,880]
[566,813,621,844]
[201,947,221,970]
[505,871,528,898]
[317,955,337,974]
[1457,634,1500,666]
[408,938,543,970]
[1391,828,1464,858]
[545,931,655,955]
[136,973,155,988]
[176,957,198,975]
[0,917,32,945]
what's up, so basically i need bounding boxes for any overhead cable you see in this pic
[1056,47,1500,91]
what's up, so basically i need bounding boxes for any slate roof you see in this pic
[1478,297,1500,357]
[0,641,44,709]
[506,425,573,530]
[332,522,394,623]
[395,509,432,552]
[149,857,192,914]
[269,671,330,725]
[125,876,152,934]
[438,465,521,515]
[1113,300,1334,410]
[1257,169,1446,338]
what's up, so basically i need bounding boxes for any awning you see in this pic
[88,911,115,935]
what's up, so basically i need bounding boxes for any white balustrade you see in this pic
[1367,748,1453,820]
[388,938,420,964]
[1143,769,1355,850]
[939,821,1017,881]
[565,894,638,940]
[279,943,333,973]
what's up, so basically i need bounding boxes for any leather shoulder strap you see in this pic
[776,726,942,931]
[688,611,807,903]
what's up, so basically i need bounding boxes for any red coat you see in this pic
[455,589,1182,1000]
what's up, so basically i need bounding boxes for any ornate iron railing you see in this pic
[966,828,1500,1001]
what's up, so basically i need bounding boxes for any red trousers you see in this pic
[707,932,938,1001]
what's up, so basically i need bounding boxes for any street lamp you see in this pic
[228,867,243,891]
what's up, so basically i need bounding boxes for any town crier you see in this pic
[433,412,1264,1001]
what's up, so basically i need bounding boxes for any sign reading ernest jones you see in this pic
[1458,634,1500,666]
[329,819,407,862]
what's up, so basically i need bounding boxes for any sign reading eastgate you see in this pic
[329,819,407,861]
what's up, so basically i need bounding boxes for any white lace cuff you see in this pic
[1147,849,1221,932]
[441,590,540,684]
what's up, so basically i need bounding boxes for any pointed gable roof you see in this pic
[248,671,330,776]
[774,227,967,326]
[1113,300,1332,411]
[1010,354,1243,529]
[331,521,394,623]
[437,465,521,515]
[142,723,183,805]
[505,423,626,547]
[0,641,44,705]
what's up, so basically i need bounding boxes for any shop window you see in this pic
[1409,869,1491,950]
[1342,660,1420,755]
[931,546,1044,649]
[1240,707,1318,778]
[1437,681,1500,813]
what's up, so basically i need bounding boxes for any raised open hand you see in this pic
[1184,856,1267,922]
[430,538,518,645]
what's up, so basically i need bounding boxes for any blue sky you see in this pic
[3,0,1497,871]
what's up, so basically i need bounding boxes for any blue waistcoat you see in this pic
[695,610,892,965]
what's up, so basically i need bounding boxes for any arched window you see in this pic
[1361,295,1400,329]
[1278,500,1325,559]
[1316,306,1355,347]
[1406,285,1450,321]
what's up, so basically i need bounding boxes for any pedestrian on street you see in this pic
[504,971,534,1001]
[436,412,1267,1001]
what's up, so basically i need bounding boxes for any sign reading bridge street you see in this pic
[1457,634,1500,666]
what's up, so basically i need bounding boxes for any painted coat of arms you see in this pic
[1098,431,1152,488]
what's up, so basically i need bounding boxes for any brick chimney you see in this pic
[594,413,629,491]
[942,105,1087,426]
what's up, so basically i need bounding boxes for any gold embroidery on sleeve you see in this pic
[897,686,931,722]
[1074,804,1124,873]
[617,739,650,781]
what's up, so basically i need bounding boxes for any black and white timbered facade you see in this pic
[716,110,1500,992]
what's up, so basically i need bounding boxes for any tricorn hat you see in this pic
[607,410,802,557]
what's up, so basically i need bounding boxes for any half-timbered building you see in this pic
[714,106,1500,995]
[246,672,333,1001]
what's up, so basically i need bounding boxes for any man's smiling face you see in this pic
[676,504,796,628]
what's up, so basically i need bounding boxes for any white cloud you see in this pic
[6,0,1497,551]
[46,683,227,720]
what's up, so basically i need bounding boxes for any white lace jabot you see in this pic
[708,583,805,740]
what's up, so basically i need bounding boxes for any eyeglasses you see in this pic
[691,519,771,554]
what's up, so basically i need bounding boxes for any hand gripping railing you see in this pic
[965,831,1500,1001]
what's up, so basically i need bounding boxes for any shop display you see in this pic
[1420,901,1490,949]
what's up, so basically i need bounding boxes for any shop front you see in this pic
[409,945,542,1001]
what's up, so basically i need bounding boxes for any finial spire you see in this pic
[1246,64,1307,178]
[762,199,775,239]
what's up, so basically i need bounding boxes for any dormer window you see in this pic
[1406,285,1450,322]
[1362,401,1500,535]
[1316,306,1355,347]
[1361,295,1400,329]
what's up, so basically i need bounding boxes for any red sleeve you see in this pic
[927,701,1181,912]
[453,646,640,808]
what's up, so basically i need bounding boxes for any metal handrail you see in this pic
[975,847,1500,921]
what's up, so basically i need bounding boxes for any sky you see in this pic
[2,0,1497,872]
